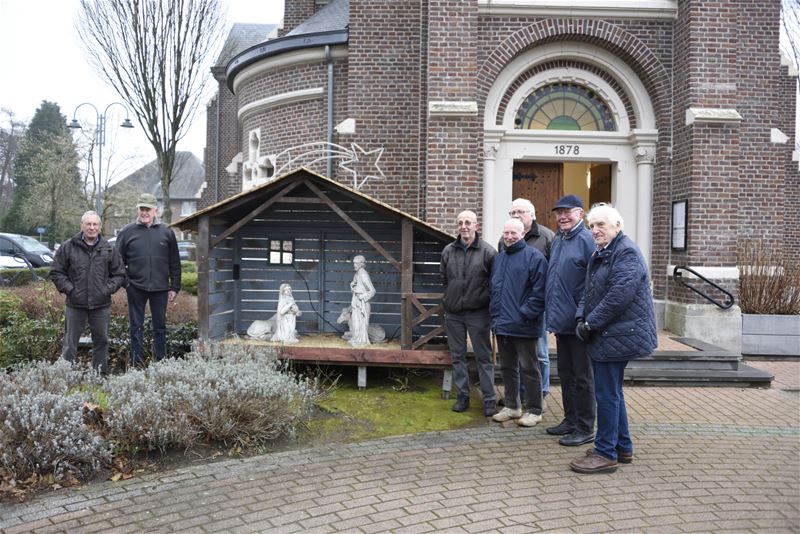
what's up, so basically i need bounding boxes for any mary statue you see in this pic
[348,255,376,346]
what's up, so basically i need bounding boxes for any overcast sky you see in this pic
[0,0,283,179]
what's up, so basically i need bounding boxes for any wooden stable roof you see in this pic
[172,167,453,242]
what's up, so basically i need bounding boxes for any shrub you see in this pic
[103,342,319,451]
[0,360,109,485]
[0,266,51,287]
[738,239,800,315]
[181,271,198,295]
[0,312,63,370]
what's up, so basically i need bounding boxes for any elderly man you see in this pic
[545,194,597,446]
[440,210,497,416]
[498,198,555,402]
[116,193,181,366]
[490,218,548,427]
[50,211,127,374]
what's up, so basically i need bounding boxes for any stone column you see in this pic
[634,145,655,267]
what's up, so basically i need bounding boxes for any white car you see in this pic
[0,254,31,270]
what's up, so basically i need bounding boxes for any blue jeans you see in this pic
[445,309,495,404]
[592,359,632,461]
[126,286,169,365]
[538,311,550,396]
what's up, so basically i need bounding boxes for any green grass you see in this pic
[304,369,488,444]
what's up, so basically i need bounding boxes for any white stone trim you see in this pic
[780,50,800,76]
[232,45,348,94]
[771,128,789,144]
[238,87,325,121]
[428,101,479,117]
[484,42,656,131]
[668,265,740,280]
[477,0,678,19]
[335,118,356,135]
[684,107,742,126]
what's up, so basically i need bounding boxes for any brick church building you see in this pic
[202,0,799,352]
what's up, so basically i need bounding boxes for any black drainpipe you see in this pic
[326,45,334,179]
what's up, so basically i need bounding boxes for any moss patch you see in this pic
[303,369,489,444]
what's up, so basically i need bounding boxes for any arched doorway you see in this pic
[483,42,657,262]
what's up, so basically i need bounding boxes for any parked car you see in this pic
[0,233,54,267]
[177,240,196,261]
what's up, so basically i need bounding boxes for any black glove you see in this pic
[575,320,592,342]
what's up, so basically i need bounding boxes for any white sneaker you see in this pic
[516,412,543,427]
[492,407,522,422]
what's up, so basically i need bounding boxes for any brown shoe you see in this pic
[586,448,633,464]
[570,451,618,474]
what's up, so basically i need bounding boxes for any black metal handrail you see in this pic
[672,266,735,310]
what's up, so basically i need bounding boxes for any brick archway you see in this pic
[478,19,670,120]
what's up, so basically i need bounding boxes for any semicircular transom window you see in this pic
[514,83,616,132]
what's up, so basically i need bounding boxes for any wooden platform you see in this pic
[222,333,452,368]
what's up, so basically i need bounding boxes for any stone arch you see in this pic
[478,19,670,122]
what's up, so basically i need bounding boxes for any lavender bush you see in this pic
[0,360,109,485]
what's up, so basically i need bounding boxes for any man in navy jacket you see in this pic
[545,194,597,446]
[490,218,548,427]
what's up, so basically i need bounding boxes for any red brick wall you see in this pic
[280,0,315,37]
[424,0,480,229]
[347,0,426,216]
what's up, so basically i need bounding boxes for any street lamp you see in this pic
[68,102,135,214]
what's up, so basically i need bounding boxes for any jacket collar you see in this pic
[504,238,527,254]
[524,221,541,240]
[455,231,482,249]
[561,221,585,240]
[594,231,625,258]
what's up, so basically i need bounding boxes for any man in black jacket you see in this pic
[440,210,497,416]
[116,193,181,366]
[50,211,127,374]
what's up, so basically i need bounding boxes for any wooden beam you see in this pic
[412,303,443,327]
[401,219,413,350]
[197,215,210,340]
[211,181,301,248]
[277,197,323,204]
[412,324,447,350]
[275,345,452,366]
[303,179,401,269]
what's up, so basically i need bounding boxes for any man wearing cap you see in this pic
[545,194,597,446]
[498,198,555,404]
[116,193,181,366]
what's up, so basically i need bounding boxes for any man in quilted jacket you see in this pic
[50,211,128,374]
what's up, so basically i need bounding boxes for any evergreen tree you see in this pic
[2,101,84,240]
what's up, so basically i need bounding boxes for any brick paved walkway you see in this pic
[2,361,798,533]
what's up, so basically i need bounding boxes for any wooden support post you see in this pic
[197,215,210,340]
[441,369,452,399]
[358,366,367,390]
[400,219,413,350]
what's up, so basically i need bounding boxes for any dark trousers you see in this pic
[497,335,542,415]
[126,286,168,365]
[592,359,632,461]
[555,334,596,434]
[445,309,496,403]
[61,305,111,374]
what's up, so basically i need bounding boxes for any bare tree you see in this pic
[783,0,800,69]
[76,0,226,222]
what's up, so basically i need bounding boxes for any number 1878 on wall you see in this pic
[554,145,580,155]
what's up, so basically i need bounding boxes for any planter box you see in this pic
[741,314,800,356]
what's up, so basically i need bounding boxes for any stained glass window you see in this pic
[515,83,616,131]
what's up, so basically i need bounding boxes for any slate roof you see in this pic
[216,23,278,67]
[287,0,349,36]
[111,151,205,201]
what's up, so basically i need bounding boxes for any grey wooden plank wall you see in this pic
[207,185,452,343]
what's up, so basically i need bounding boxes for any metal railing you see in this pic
[0,254,39,286]
[672,265,735,310]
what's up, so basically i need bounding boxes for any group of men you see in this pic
[440,194,597,447]
[49,193,182,374]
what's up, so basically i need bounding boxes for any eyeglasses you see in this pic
[508,209,530,216]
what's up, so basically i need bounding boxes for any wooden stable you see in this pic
[174,168,456,388]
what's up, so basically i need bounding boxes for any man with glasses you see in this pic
[498,198,555,404]
[545,194,597,446]
[441,210,498,416]
[116,193,181,367]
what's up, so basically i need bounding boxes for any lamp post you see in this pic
[68,102,134,214]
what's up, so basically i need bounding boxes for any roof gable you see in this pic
[173,167,453,242]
